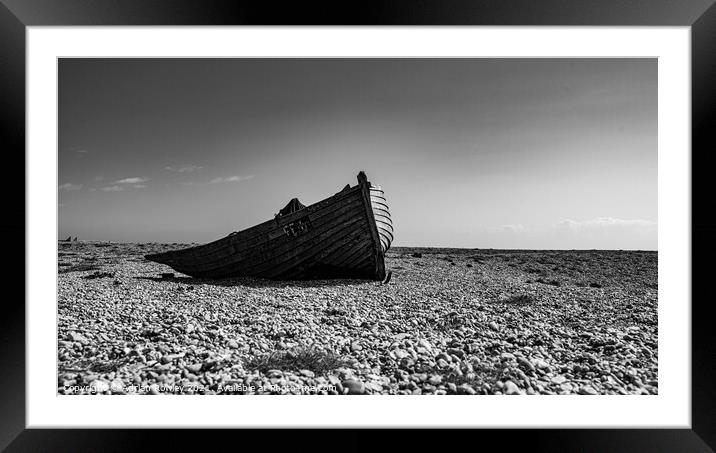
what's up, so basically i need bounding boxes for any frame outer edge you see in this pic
[691,1,716,450]
[5,0,715,450]
[0,0,27,452]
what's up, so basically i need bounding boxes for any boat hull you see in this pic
[145,172,392,280]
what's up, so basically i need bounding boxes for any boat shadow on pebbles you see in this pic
[133,275,376,288]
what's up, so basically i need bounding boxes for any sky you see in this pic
[58,58,657,249]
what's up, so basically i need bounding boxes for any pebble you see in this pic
[418,339,433,351]
[69,331,88,344]
[504,381,522,395]
[160,353,184,364]
[457,384,476,395]
[428,375,442,385]
[551,375,567,385]
[533,359,550,370]
[489,322,500,332]
[517,356,535,372]
[328,375,344,394]
[110,379,125,393]
[89,379,110,393]
[342,378,365,395]
[578,385,598,395]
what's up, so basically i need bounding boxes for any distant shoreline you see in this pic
[58,240,657,253]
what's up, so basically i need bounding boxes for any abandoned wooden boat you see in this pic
[145,171,393,280]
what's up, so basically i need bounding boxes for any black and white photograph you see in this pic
[57,57,657,396]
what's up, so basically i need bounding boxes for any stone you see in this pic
[428,375,442,385]
[517,356,535,372]
[69,331,88,344]
[342,378,365,395]
[227,339,239,349]
[500,352,516,362]
[418,339,433,351]
[89,379,110,393]
[328,375,344,394]
[300,369,315,378]
[412,373,428,382]
[578,385,598,395]
[110,379,125,393]
[504,381,522,395]
[533,358,550,370]
[457,384,477,395]
[364,381,383,393]
[489,322,500,332]
[160,353,184,364]
[186,363,203,373]
[550,375,567,385]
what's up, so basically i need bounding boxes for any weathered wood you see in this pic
[184,210,366,276]
[163,186,364,261]
[369,185,393,253]
[175,197,366,270]
[358,172,386,280]
[145,171,392,280]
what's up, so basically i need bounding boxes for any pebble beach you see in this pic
[58,242,657,395]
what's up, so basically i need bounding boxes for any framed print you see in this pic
[3,0,716,450]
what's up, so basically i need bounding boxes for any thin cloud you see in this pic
[133,184,147,189]
[558,217,656,231]
[165,165,202,173]
[501,224,525,232]
[58,183,82,191]
[181,175,255,186]
[209,175,254,184]
[553,217,657,250]
[114,177,149,184]
[101,185,125,192]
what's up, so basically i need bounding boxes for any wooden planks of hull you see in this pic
[151,186,364,263]
[145,171,390,280]
[178,202,368,278]
[368,186,393,253]
[176,196,366,273]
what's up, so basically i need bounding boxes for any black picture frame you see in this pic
[2,1,714,450]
